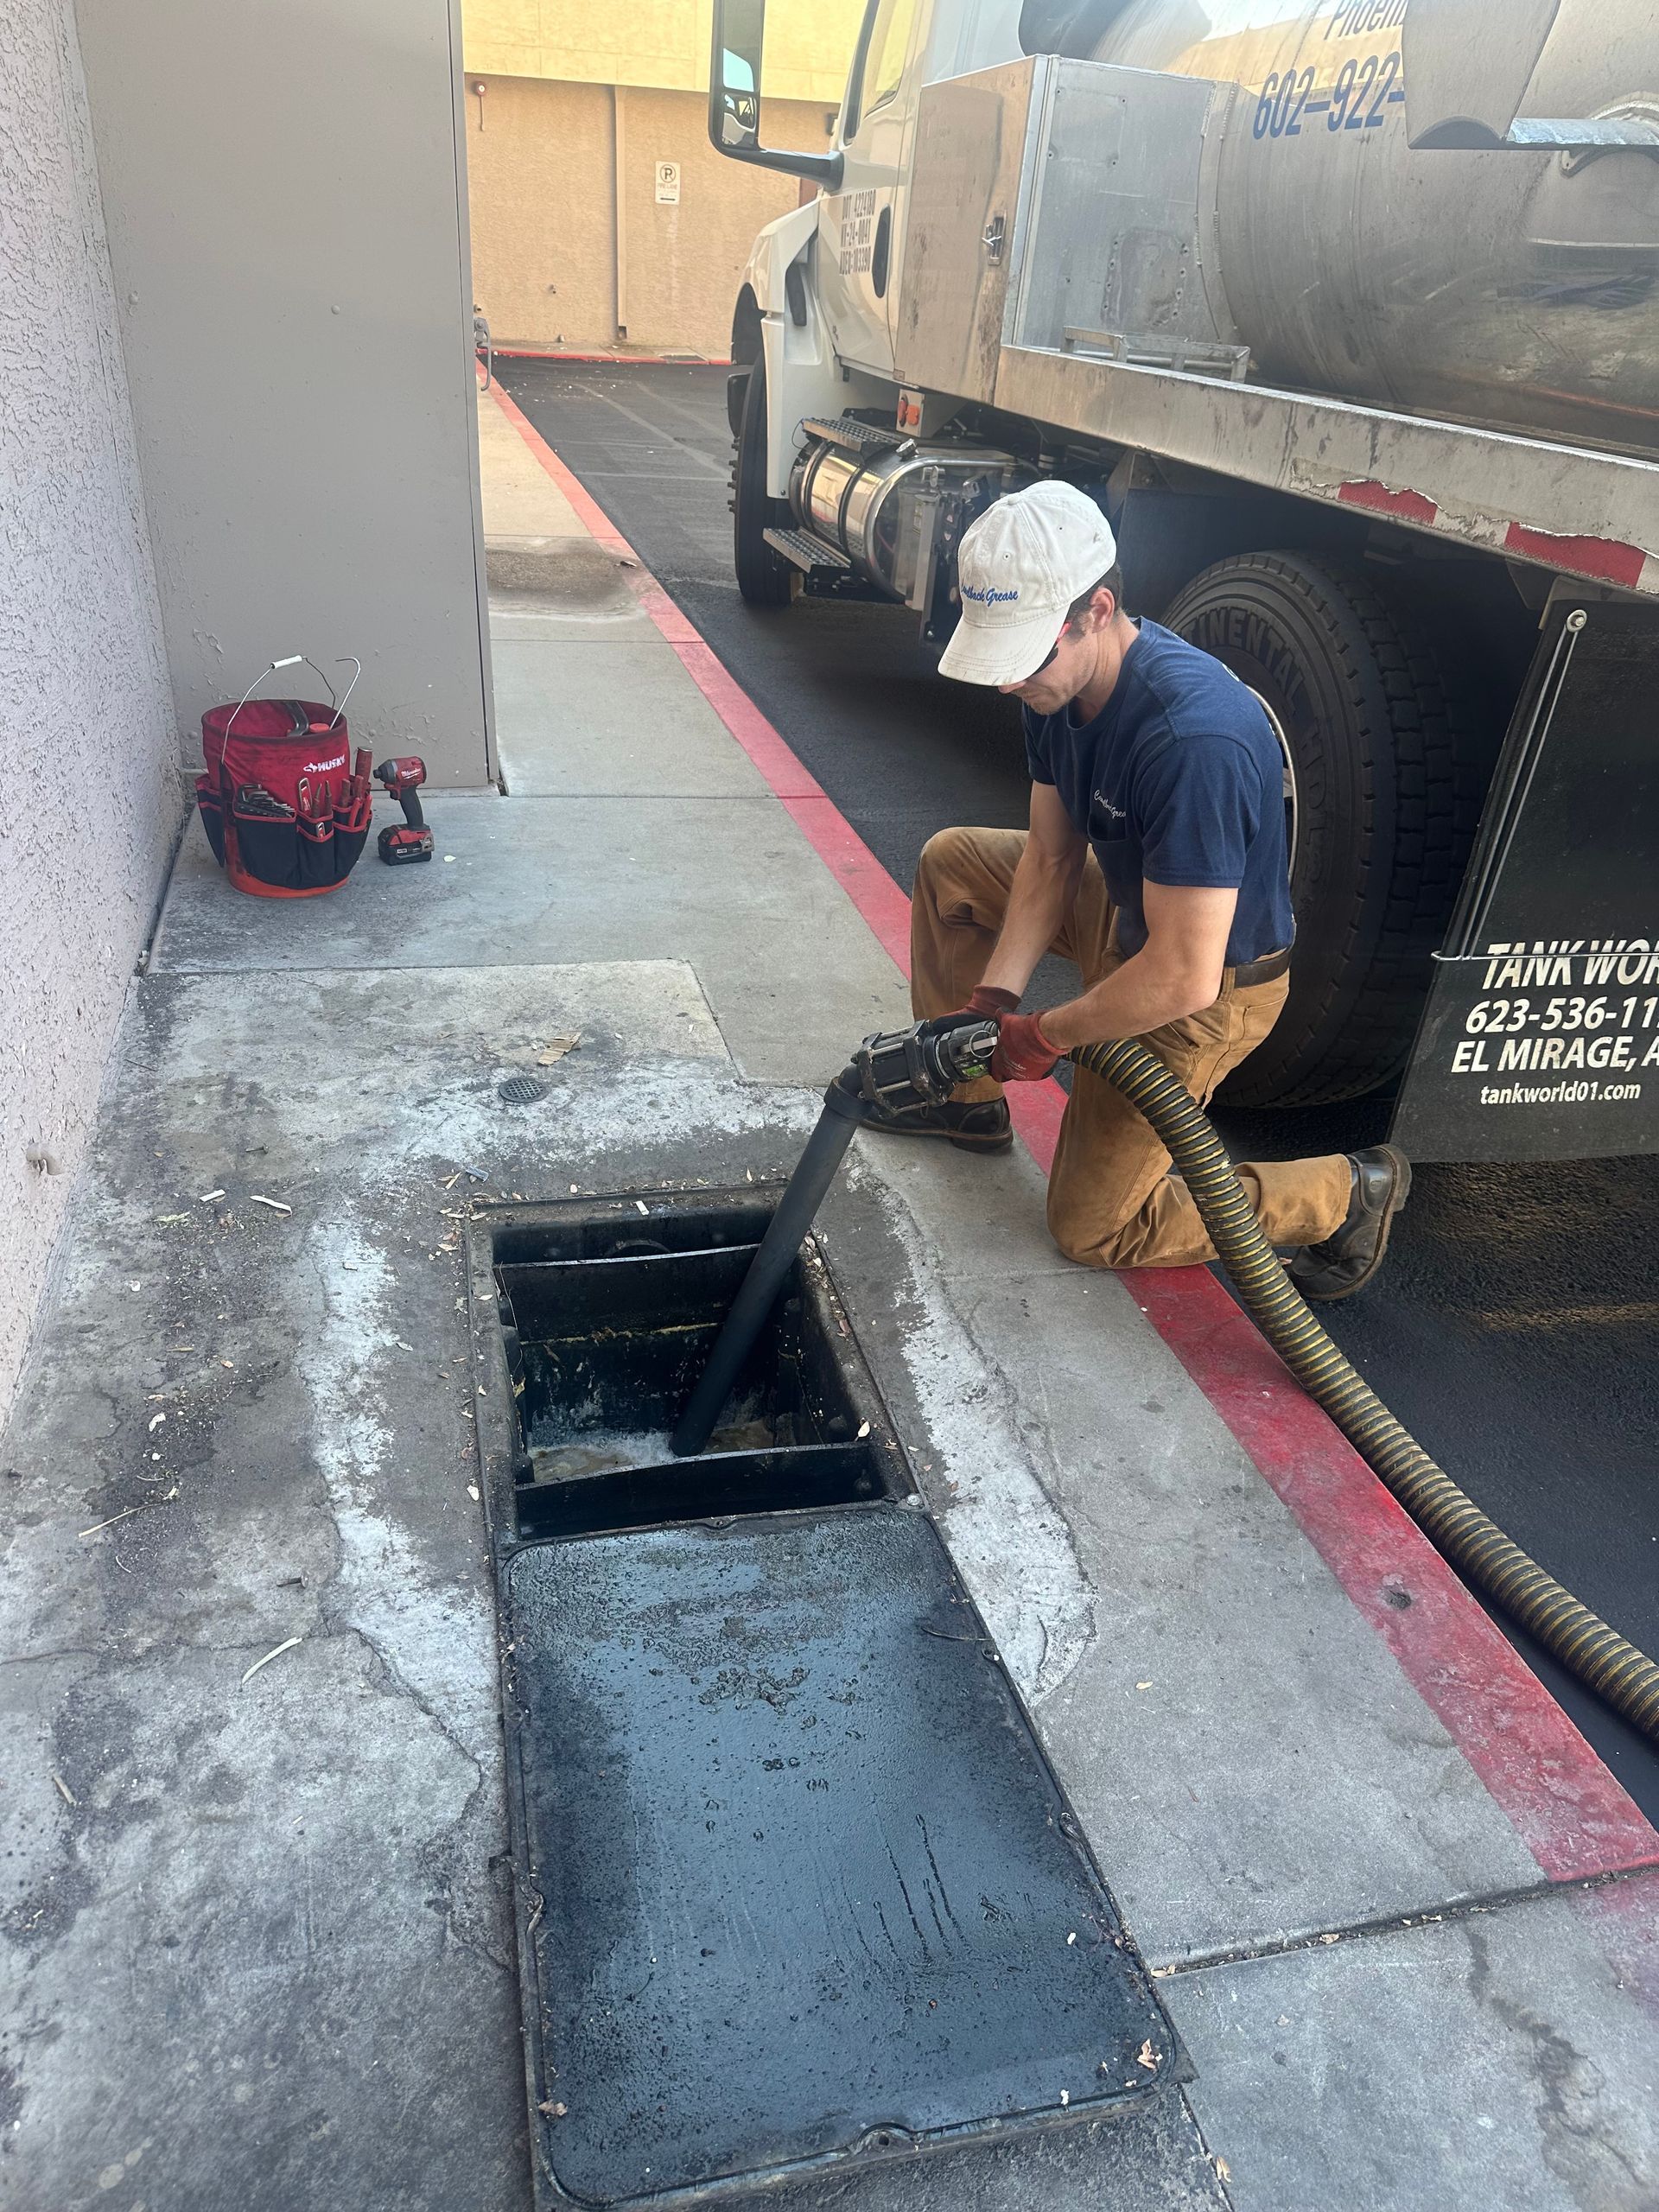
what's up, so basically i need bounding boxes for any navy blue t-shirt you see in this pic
[1023,619,1294,966]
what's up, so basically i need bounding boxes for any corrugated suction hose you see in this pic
[1071,1036,1659,1745]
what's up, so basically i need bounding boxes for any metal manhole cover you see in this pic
[499,1075,550,1105]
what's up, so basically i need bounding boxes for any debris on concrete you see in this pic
[240,1636,303,1687]
[79,1503,149,1539]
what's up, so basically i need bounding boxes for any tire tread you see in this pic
[1166,552,1482,1106]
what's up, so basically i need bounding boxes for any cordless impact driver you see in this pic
[374,756,434,865]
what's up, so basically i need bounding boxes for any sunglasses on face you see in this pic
[1030,620,1071,677]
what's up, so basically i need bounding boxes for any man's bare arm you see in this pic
[1038,880,1237,1050]
[976,784,1087,999]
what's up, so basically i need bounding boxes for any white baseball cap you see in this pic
[938,481,1118,687]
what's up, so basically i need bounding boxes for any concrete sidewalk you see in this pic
[2,385,1656,2212]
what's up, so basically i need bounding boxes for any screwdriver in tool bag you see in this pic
[295,776,331,849]
[342,748,372,830]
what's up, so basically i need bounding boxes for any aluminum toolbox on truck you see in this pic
[896,56,1659,605]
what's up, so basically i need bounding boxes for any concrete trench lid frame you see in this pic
[465,1186,1187,2209]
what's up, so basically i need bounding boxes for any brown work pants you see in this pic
[912,827,1352,1268]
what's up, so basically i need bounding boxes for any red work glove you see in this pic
[963,984,1020,1018]
[989,1009,1063,1084]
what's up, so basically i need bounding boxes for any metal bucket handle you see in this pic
[221,654,363,742]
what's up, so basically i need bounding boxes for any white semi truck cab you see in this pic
[709,0,1659,1159]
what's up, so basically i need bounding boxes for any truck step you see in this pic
[763,525,852,574]
[799,414,918,458]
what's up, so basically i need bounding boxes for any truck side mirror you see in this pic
[707,0,844,188]
[715,0,764,150]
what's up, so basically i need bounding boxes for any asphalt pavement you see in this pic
[498,355,1659,1819]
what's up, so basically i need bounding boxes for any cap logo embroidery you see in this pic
[962,583,1020,606]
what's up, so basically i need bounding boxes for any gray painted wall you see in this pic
[0,0,183,1426]
[75,0,494,790]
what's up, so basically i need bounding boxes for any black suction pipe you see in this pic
[670,1069,864,1459]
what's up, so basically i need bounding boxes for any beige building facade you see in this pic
[462,0,861,357]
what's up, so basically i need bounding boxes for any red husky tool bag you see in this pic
[196,656,372,899]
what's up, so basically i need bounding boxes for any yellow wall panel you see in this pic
[477,0,539,44]
[465,39,529,73]
[466,75,833,358]
[461,0,863,101]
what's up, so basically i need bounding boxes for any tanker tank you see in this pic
[1081,0,1659,452]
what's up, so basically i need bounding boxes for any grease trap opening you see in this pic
[481,1191,911,1541]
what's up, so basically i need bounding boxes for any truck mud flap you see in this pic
[1395,599,1659,1162]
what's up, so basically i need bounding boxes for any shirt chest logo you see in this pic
[1090,786,1126,826]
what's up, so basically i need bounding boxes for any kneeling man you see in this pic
[868,480,1408,1300]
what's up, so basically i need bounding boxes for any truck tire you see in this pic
[730,357,793,608]
[1162,552,1480,1106]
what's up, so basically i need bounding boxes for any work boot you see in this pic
[1288,1145,1411,1301]
[857,1096,1013,1154]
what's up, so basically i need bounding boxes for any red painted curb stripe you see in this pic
[486,379,1659,1884]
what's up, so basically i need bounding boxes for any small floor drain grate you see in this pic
[498,1075,549,1104]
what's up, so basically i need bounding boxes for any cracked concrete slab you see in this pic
[4,1634,521,2212]
[1163,1870,1659,2211]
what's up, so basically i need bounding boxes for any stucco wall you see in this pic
[0,0,182,1427]
[75,0,493,788]
[466,76,831,354]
